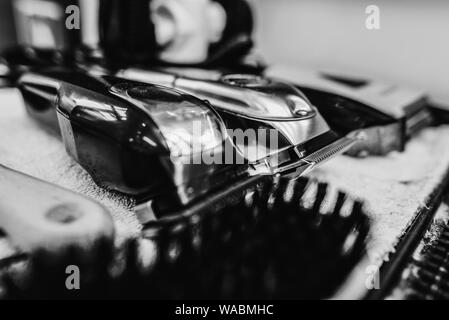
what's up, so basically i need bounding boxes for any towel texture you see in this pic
[308,129,449,264]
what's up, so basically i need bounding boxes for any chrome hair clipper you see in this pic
[266,66,436,156]
[114,67,355,170]
[18,68,358,215]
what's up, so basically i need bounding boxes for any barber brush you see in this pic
[0,164,114,299]
[127,176,370,299]
[103,176,369,299]
[0,176,370,299]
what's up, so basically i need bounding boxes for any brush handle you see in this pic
[0,164,114,255]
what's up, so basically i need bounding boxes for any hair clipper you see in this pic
[266,66,441,156]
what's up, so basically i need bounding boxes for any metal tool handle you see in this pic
[0,165,114,254]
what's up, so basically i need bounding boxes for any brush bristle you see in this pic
[0,176,370,299]
[125,176,370,299]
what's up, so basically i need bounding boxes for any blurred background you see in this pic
[1,0,448,102]
[252,0,449,103]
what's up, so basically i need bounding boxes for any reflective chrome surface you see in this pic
[267,65,433,156]
[278,135,359,177]
[119,68,316,121]
[117,67,330,151]
[268,65,427,119]
[175,75,316,121]
[110,83,226,157]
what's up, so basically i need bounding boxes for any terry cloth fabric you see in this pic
[1,87,449,269]
[307,129,449,265]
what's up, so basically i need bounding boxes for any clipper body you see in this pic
[267,66,434,155]
[115,67,353,174]
[18,69,246,211]
[18,67,357,213]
